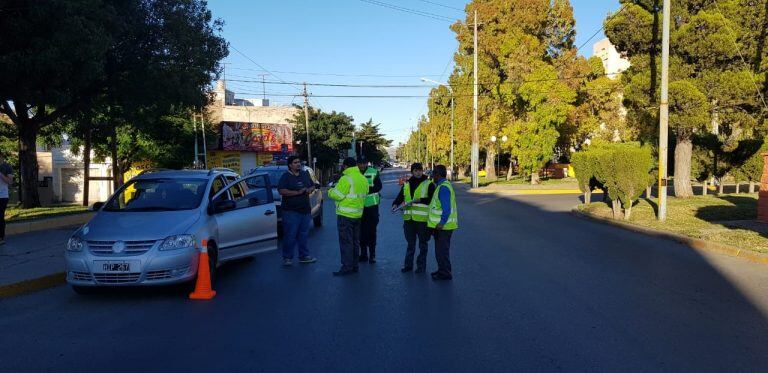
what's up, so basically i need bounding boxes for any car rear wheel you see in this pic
[313,205,323,227]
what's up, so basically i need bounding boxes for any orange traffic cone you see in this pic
[189,239,216,300]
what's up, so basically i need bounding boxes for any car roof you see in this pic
[132,169,239,181]
[254,165,313,172]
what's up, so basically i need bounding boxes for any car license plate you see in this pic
[93,261,138,273]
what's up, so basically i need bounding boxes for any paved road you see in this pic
[2,169,768,372]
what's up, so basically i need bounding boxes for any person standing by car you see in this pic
[328,157,368,276]
[357,157,382,263]
[392,163,435,273]
[0,153,11,245]
[428,165,458,281]
[278,156,318,266]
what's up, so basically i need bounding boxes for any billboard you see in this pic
[221,122,293,152]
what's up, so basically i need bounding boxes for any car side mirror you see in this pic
[211,199,236,214]
[91,202,105,211]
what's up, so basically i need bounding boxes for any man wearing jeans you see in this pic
[278,156,318,266]
[0,154,11,245]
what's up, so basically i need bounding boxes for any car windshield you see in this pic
[261,170,285,186]
[103,178,208,212]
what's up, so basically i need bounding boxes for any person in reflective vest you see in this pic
[427,165,458,280]
[328,157,369,276]
[392,162,435,273]
[358,157,382,263]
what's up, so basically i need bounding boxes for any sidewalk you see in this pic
[0,225,77,295]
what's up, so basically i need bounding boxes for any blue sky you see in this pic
[208,0,621,145]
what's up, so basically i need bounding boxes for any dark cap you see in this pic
[356,156,367,165]
[343,157,357,167]
[411,163,423,171]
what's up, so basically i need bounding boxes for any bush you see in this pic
[573,143,654,219]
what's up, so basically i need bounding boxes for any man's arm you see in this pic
[278,173,305,197]
[370,173,383,194]
[436,186,451,229]
[392,185,405,207]
[328,176,348,202]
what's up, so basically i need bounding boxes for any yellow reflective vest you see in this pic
[403,179,432,222]
[328,167,369,219]
[427,180,458,230]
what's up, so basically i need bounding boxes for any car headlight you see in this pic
[67,237,84,252]
[160,235,196,251]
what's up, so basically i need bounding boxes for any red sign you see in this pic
[221,122,293,152]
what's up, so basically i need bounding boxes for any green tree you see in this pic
[289,107,355,176]
[355,119,392,165]
[0,0,227,207]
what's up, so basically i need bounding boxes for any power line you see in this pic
[416,0,464,12]
[226,67,449,78]
[357,0,456,22]
[576,4,629,53]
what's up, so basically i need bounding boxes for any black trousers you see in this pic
[360,205,379,258]
[433,229,453,276]
[337,216,361,271]
[403,220,430,270]
[0,198,8,239]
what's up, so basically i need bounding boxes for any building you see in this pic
[206,80,300,174]
[37,139,113,204]
[593,38,631,79]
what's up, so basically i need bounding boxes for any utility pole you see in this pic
[303,83,313,169]
[193,112,198,168]
[471,9,480,189]
[658,0,671,221]
[450,92,455,179]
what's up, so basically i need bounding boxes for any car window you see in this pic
[210,176,229,202]
[104,178,208,212]
[230,180,245,200]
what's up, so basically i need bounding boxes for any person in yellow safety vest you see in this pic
[391,163,436,273]
[357,157,383,263]
[428,165,458,281]
[328,157,370,276]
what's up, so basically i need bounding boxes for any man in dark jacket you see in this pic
[358,157,383,263]
[392,163,436,273]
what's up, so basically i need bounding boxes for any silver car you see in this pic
[64,169,278,293]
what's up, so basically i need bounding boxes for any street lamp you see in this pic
[421,77,454,180]
[490,135,507,179]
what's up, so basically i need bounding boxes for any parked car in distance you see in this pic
[64,169,278,293]
[251,165,324,232]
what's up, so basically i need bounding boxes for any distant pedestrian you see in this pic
[428,165,458,280]
[328,157,369,276]
[392,163,435,273]
[0,154,11,245]
[278,156,319,266]
[358,157,382,263]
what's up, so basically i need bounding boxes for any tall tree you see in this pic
[289,106,355,173]
[0,0,227,207]
[355,119,392,165]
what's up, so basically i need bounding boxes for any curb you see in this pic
[6,212,93,236]
[571,207,768,266]
[0,272,66,299]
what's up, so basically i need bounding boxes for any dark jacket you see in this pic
[392,175,436,207]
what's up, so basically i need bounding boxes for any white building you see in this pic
[593,38,631,79]
[37,139,113,204]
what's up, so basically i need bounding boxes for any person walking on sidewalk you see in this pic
[357,157,382,263]
[428,165,458,281]
[328,157,369,276]
[0,154,12,245]
[392,163,435,273]
[278,156,319,266]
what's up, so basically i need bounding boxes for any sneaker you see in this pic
[0,239,6,245]
[299,256,317,264]
[283,258,293,266]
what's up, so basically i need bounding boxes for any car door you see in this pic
[210,174,278,260]
[306,168,322,216]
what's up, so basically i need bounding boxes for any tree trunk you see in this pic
[750,181,756,194]
[646,185,653,199]
[718,181,724,195]
[18,124,41,208]
[530,170,541,185]
[611,199,623,219]
[506,160,513,180]
[736,182,740,194]
[584,191,591,205]
[109,123,121,192]
[82,127,92,207]
[458,165,466,179]
[673,137,694,198]
[702,179,708,196]
[485,147,497,181]
[624,200,633,221]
